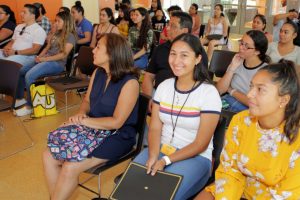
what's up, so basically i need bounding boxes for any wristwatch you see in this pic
[162,156,172,166]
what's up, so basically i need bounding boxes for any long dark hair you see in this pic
[72,1,84,16]
[171,33,213,84]
[214,4,224,17]
[98,33,138,82]
[246,30,270,63]
[116,4,130,24]
[135,7,152,50]
[101,7,116,25]
[258,59,300,144]
[0,5,16,24]
[150,0,162,12]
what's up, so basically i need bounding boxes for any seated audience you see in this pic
[201,4,228,60]
[0,4,46,66]
[267,21,300,65]
[151,9,166,32]
[33,2,51,34]
[71,1,93,50]
[128,7,154,69]
[159,5,182,44]
[252,14,273,42]
[14,11,76,116]
[142,11,208,113]
[0,5,16,48]
[148,0,162,19]
[43,33,139,200]
[196,59,300,199]
[217,30,270,112]
[189,3,201,36]
[116,4,131,37]
[134,33,221,200]
[90,7,119,48]
[273,8,298,42]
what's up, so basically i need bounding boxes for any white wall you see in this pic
[62,0,100,24]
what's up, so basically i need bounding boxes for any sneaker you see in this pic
[15,106,32,117]
[15,98,27,108]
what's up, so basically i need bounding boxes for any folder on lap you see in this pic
[109,162,182,200]
[206,34,223,40]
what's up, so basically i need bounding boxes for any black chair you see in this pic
[0,38,12,49]
[0,59,21,111]
[221,109,236,128]
[199,24,206,38]
[78,93,151,199]
[208,49,236,79]
[46,46,95,113]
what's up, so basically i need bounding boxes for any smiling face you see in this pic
[247,70,289,118]
[92,36,110,72]
[169,40,201,79]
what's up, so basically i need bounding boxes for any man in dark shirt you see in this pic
[142,11,208,111]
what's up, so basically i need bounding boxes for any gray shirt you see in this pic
[230,61,267,94]
[46,33,76,67]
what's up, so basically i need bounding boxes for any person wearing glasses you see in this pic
[0,4,46,67]
[216,30,270,113]
[33,2,51,34]
[0,5,16,48]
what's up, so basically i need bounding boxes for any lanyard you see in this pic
[170,81,196,144]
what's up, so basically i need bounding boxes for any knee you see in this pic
[43,149,57,166]
[60,163,81,179]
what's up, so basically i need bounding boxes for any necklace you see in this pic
[99,23,111,34]
[170,80,196,144]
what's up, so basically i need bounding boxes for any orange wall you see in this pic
[1,0,62,24]
[99,0,115,12]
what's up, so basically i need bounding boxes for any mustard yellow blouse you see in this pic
[206,110,300,199]
[117,22,129,37]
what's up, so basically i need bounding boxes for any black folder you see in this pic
[206,34,223,41]
[110,162,182,200]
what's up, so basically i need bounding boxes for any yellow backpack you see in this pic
[30,81,58,117]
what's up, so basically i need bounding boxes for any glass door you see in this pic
[217,0,269,34]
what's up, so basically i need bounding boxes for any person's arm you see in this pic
[134,29,154,60]
[212,114,246,199]
[192,15,201,34]
[205,19,211,37]
[229,89,249,106]
[77,31,92,45]
[222,17,228,37]
[133,47,146,60]
[38,41,51,57]
[142,72,155,112]
[216,53,242,94]
[111,25,120,34]
[0,28,13,41]
[273,12,297,25]
[6,43,42,56]
[146,102,163,174]
[36,42,74,63]
[90,25,98,48]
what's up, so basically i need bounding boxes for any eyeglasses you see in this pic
[238,40,255,50]
[19,26,26,35]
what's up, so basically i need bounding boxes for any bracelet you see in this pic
[229,89,237,96]
[162,156,172,166]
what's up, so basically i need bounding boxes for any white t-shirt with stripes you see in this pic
[153,78,222,161]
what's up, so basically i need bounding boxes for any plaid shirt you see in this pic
[38,15,51,34]
[128,26,154,53]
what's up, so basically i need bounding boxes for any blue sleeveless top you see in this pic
[89,68,138,138]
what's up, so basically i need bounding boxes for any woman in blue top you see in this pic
[43,33,139,200]
[71,1,93,49]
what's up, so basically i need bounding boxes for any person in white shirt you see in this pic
[0,4,46,67]
[134,33,221,200]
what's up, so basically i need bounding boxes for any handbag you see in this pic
[30,81,58,117]
[47,124,115,162]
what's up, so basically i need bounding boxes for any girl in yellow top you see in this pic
[196,59,300,199]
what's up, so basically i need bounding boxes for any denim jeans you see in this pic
[222,94,248,112]
[134,53,149,69]
[133,148,211,200]
[16,61,64,106]
[0,50,36,67]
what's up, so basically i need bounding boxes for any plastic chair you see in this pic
[78,93,150,199]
